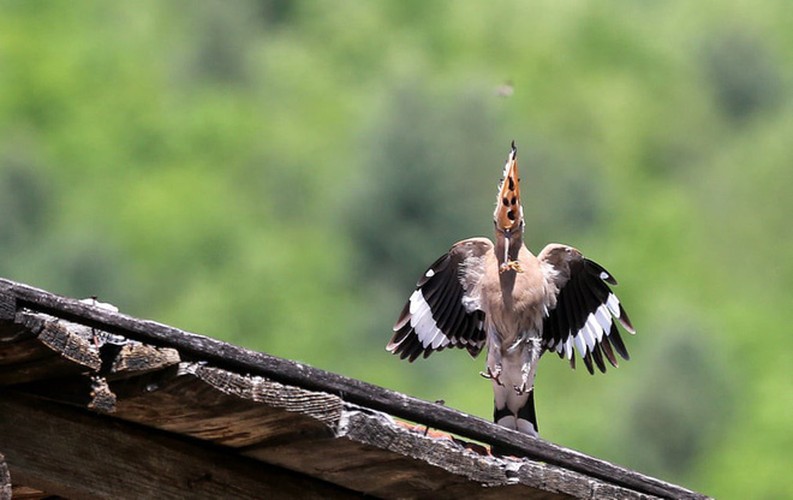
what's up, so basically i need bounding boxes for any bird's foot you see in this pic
[513,382,530,396]
[480,366,504,386]
[499,260,524,274]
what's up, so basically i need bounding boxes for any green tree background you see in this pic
[1,2,791,497]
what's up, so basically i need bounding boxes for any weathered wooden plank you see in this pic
[0,278,708,499]
[0,333,49,367]
[0,309,178,387]
[0,452,10,500]
[0,323,79,386]
[0,391,356,499]
[110,342,180,376]
[0,311,102,386]
[18,361,567,497]
[0,292,15,321]
[0,320,33,343]
[16,310,101,372]
[0,353,87,386]
[8,485,50,500]
[108,363,568,498]
[246,437,511,499]
[87,375,117,413]
[110,363,341,447]
[8,486,50,500]
[0,321,53,379]
[19,363,339,447]
[107,363,567,498]
[247,408,654,500]
[11,374,115,413]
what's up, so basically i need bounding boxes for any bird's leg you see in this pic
[513,338,542,395]
[480,364,503,386]
[483,325,505,386]
[513,357,531,395]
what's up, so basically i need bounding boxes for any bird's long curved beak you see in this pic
[494,141,522,232]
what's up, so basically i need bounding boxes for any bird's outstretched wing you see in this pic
[387,238,492,362]
[538,244,635,374]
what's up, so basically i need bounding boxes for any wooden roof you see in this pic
[0,278,707,499]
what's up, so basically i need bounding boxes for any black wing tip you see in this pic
[599,331,619,368]
[386,327,421,362]
[405,341,424,362]
[618,305,636,334]
[583,352,595,375]
[607,323,631,361]
[386,335,403,354]
[392,301,412,332]
[465,343,484,358]
[591,343,607,373]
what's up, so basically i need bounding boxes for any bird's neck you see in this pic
[495,230,524,302]
[495,231,524,267]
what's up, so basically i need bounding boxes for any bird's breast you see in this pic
[481,249,551,345]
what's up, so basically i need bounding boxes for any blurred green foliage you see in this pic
[1,1,791,497]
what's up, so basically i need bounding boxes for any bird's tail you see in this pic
[493,385,538,434]
[491,388,537,456]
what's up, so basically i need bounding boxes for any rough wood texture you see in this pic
[0,329,45,366]
[0,278,710,499]
[33,322,99,371]
[0,392,355,499]
[0,351,83,386]
[0,452,10,500]
[0,319,82,386]
[250,410,653,500]
[110,342,180,376]
[13,374,115,413]
[87,375,117,413]
[108,362,647,498]
[264,408,653,499]
[8,486,49,500]
[111,363,342,447]
[0,293,14,321]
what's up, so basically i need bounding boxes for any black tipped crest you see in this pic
[494,142,523,231]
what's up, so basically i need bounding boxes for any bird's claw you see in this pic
[499,260,524,274]
[480,366,504,386]
[513,382,529,396]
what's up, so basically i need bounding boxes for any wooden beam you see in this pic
[109,342,180,376]
[0,278,706,499]
[12,358,647,499]
[0,452,10,500]
[248,406,654,499]
[110,363,343,447]
[0,292,15,321]
[0,391,355,499]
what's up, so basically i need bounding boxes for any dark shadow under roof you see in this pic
[0,277,708,499]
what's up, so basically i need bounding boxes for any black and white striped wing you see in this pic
[539,244,636,375]
[387,238,492,362]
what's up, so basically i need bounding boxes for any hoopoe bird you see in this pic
[387,142,635,436]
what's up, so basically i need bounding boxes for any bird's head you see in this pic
[493,141,525,269]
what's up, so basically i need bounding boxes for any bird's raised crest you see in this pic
[493,141,523,232]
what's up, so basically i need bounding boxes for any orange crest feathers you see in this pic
[494,141,523,231]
